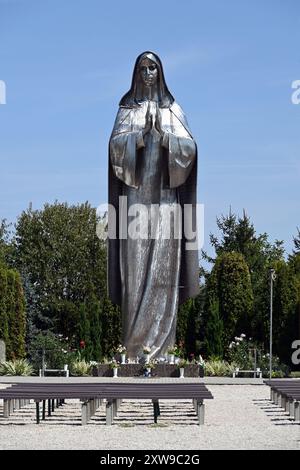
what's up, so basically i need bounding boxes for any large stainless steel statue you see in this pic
[108,51,198,360]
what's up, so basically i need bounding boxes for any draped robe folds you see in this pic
[108,100,198,359]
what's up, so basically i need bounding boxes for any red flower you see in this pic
[79,340,85,349]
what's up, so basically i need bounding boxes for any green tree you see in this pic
[0,265,26,359]
[203,210,285,350]
[203,298,223,358]
[272,261,299,365]
[88,294,102,361]
[100,297,121,358]
[0,266,9,347]
[12,202,118,356]
[78,303,92,361]
[11,271,26,359]
[204,252,254,353]
[287,228,300,357]
[203,210,284,270]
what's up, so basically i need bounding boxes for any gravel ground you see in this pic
[0,384,299,450]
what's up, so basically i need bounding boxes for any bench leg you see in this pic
[48,399,51,416]
[9,400,14,414]
[82,401,89,425]
[3,399,10,418]
[294,401,300,421]
[35,401,40,424]
[289,399,294,416]
[106,400,114,425]
[152,399,160,423]
[42,400,46,420]
[197,400,205,425]
[285,398,290,413]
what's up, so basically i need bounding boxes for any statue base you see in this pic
[92,363,204,378]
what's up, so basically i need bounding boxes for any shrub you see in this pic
[204,359,236,377]
[70,359,92,376]
[28,331,76,371]
[0,359,34,376]
[228,334,290,377]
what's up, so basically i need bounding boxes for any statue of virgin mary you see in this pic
[108,51,198,360]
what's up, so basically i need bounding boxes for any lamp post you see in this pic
[269,268,276,379]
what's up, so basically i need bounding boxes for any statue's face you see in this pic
[139,58,158,87]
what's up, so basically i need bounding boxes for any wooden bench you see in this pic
[264,379,300,421]
[0,382,213,426]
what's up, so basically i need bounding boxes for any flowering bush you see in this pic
[228,334,256,370]
[228,334,289,377]
[28,331,76,371]
[258,353,289,377]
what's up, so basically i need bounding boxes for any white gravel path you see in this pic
[0,385,299,450]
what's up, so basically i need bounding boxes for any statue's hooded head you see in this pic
[119,51,174,109]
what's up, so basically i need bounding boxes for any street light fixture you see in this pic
[269,268,276,379]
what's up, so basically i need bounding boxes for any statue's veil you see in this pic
[119,51,174,108]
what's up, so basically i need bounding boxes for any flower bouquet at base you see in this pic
[115,345,127,364]
[177,359,187,378]
[108,359,120,378]
[142,345,151,364]
[176,359,187,369]
[108,359,120,369]
[143,360,156,377]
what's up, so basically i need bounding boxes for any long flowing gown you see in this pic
[109,100,196,359]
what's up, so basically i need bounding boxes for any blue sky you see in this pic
[0,0,299,260]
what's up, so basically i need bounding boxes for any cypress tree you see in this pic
[13,272,26,359]
[88,294,102,361]
[0,267,9,348]
[204,298,224,358]
[78,303,92,361]
[6,270,16,359]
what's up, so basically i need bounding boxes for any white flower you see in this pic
[240,334,246,338]
[143,345,151,354]
[235,337,242,342]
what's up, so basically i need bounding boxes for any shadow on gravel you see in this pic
[252,399,300,426]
